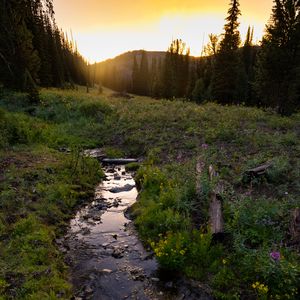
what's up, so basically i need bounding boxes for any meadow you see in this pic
[0,87,299,299]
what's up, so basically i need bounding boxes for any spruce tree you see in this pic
[162,39,190,99]
[131,55,139,93]
[211,0,242,104]
[254,0,300,114]
[139,51,149,95]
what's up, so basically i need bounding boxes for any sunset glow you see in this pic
[53,0,273,62]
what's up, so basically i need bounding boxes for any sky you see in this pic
[52,0,273,62]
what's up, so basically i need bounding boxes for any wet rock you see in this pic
[113,199,119,207]
[165,281,174,289]
[81,228,91,235]
[109,184,135,193]
[106,168,115,173]
[92,215,101,221]
[101,269,113,274]
[112,247,124,258]
[114,173,121,180]
[85,286,93,294]
[112,234,118,239]
[151,277,160,282]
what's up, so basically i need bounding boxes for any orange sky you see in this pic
[53,0,273,62]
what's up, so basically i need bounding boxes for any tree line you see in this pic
[102,0,299,115]
[0,0,90,98]
[0,0,298,114]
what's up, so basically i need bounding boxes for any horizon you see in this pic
[53,0,273,63]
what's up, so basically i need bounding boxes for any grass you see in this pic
[0,86,300,299]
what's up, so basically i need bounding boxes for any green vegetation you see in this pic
[0,90,105,299]
[1,86,300,298]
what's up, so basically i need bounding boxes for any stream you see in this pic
[61,164,212,300]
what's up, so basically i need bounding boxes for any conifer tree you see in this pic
[211,0,242,104]
[162,39,190,99]
[0,0,90,93]
[254,0,300,114]
[131,55,139,93]
[138,51,150,95]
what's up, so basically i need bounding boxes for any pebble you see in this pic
[102,269,112,274]
[85,286,93,294]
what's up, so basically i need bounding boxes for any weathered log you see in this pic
[245,162,273,176]
[290,208,300,243]
[102,158,138,165]
[208,165,224,234]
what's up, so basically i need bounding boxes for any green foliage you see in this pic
[254,0,300,115]
[151,232,189,270]
[0,92,103,299]
[0,87,299,299]
[125,162,140,172]
[227,197,286,247]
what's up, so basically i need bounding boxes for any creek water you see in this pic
[61,164,211,300]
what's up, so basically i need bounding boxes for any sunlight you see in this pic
[74,12,266,62]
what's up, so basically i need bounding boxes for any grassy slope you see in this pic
[0,87,299,299]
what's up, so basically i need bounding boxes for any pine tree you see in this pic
[138,51,149,95]
[211,0,242,104]
[131,55,139,93]
[162,39,190,99]
[254,0,300,114]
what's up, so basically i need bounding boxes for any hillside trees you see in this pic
[131,51,150,95]
[161,39,190,99]
[0,0,90,93]
[254,0,300,115]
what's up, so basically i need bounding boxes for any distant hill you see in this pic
[95,50,199,91]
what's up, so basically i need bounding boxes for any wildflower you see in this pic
[201,143,208,149]
[270,251,281,261]
[222,258,227,265]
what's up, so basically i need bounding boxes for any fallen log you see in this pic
[102,158,138,165]
[245,162,273,176]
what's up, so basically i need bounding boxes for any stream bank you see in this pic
[60,164,212,300]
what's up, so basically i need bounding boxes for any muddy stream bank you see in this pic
[60,164,212,300]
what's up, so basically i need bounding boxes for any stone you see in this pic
[112,247,124,258]
[114,174,121,180]
[85,286,93,294]
[165,281,174,289]
[102,269,112,274]
[109,184,135,193]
